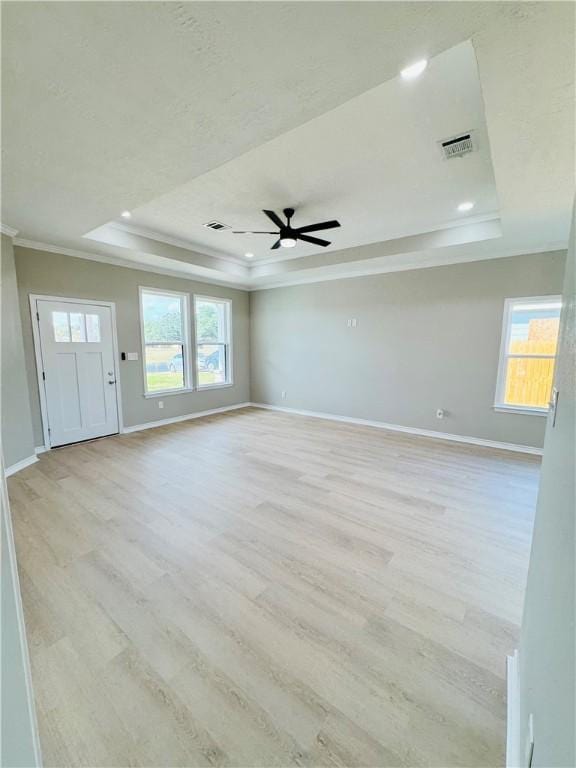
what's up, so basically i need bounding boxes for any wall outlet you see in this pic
[158,401,164,409]
[281,390,287,400]
[436,408,445,419]
[347,318,358,328]
[351,318,357,328]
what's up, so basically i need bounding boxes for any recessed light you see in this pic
[400,59,428,80]
[280,237,297,248]
[457,201,475,212]
[121,210,131,219]
[245,252,254,259]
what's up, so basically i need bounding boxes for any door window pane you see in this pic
[144,344,184,392]
[86,314,101,342]
[69,312,86,342]
[52,311,70,342]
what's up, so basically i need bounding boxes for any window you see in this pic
[495,296,562,413]
[139,288,191,395]
[52,311,101,343]
[194,296,232,388]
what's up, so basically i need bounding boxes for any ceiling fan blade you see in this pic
[233,231,278,234]
[262,209,285,229]
[298,234,331,247]
[295,220,341,234]
[271,239,282,250]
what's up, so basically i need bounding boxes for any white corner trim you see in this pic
[506,650,521,768]
[5,454,39,477]
[1,223,20,237]
[122,402,251,434]
[249,403,544,456]
[35,446,49,455]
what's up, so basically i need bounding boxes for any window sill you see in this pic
[197,382,234,391]
[144,388,194,399]
[493,404,549,417]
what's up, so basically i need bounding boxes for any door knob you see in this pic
[108,379,116,384]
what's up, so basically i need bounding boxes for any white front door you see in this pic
[36,299,119,447]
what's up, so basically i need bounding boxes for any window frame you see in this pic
[139,286,193,397]
[193,295,233,390]
[494,295,562,416]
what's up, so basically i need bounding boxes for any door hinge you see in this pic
[36,311,40,322]
[42,371,46,380]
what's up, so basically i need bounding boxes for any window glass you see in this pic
[195,299,225,343]
[194,298,231,387]
[504,357,557,409]
[197,344,226,386]
[140,289,189,393]
[52,311,70,342]
[507,302,560,356]
[144,343,185,392]
[497,298,561,411]
[142,292,184,343]
[69,312,86,342]
[85,314,101,342]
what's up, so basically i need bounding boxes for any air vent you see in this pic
[439,132,474,160]
[203,221,230,231]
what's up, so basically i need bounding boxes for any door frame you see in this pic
[29,294,124,449]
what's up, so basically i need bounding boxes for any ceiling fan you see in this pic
[233,208,341,250]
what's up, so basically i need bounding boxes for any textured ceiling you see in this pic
[1,1,574,289]
[123,41,498,262]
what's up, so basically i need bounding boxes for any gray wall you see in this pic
[14,246,250,445]
[1,469,40,767]
[1,234,35,467]
[518,209,575,766]
[250,251,566,449]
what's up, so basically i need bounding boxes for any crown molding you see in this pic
[12,238,251,291]
[0,223,19,237]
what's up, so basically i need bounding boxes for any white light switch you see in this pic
[127,352,139,361]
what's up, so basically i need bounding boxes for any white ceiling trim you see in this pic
[1,223,19,237]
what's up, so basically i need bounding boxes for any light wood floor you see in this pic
[9,408,539,767]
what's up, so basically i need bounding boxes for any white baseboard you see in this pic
[122,402,252,434]
[35,445,48,455]
[249,403,543,456]
[5,454,39,477]
[507,649,521,767]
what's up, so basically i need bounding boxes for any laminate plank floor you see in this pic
[9,408,539,767]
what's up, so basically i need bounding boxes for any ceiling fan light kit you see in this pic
[233,207,341,250]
